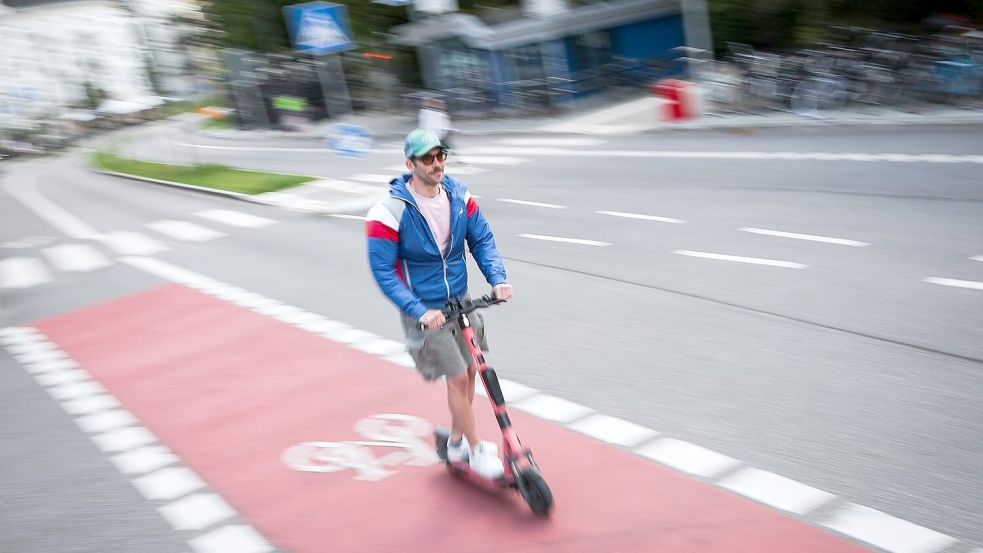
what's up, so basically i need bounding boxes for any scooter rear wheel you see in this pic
[517,469,552,516]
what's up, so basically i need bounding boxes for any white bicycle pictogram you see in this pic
[281,414,439,481]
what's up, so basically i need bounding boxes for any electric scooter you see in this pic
[432,294,553,516]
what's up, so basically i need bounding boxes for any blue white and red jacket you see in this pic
[366,174,507,320]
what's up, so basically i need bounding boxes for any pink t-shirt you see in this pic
[408,184,451,256]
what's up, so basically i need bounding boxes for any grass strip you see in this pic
[91,152,313,195]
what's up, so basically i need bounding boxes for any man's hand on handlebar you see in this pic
[419,309,446,330]
[493,283,513,302]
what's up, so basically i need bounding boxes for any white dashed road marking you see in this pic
[101,231,171,256]
[969,255,983,262]
[739,227,869,247]
[719,467,836,515]
[347,173,392,184]
[194,209,278,228]
[922,277,983,291]
[511,394,594,423]
[518,234,611,246]
[146,220,226,242]
[493,137,606,147]
[498,198,566,209]
[42,243,112,272]
[635,438,740,479]
[568,414,659,448]
[0,257,51,288]
[821,503,959,553]
[596,210,686,224]
[673,250,808,269]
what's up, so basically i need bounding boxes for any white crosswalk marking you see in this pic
[42,243,112,272]
[146,220,226,242]
[101,231,170,256]
[494,137,606,147]
[194,209,278,229]
[0,257,51,288]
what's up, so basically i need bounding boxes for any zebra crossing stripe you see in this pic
[0,257,51,288]
[146,220,226,242]
[194,209,278,229]
[42,243,112,272]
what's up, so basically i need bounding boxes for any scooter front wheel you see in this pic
[517,469,553,516]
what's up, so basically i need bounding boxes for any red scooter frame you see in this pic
[433,294,553,516]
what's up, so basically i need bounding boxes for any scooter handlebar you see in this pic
[417,293,505,330]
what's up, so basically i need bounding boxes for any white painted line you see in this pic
[568,414,659,448]
[673,250,808,269]
[101,231,170,256]
[719,468,836,515]
[498,379,539,402]
[269,306,316,325]
[512,394,593,423]
[42,243,112,272]
[34,368,89,387]
[635,438,741,479]
[352,338,406,357]
[348,173,391,184]
[0,326,40,343]
[132,467,206,501]
[495,137,606,147]
[24,357,77,374]
[498,198,566,209]
[146,220,226,242]
[47,380,106,401]
[923,277,983,290]
[60,394,121,415]
[296,317,351,335]
[3,171,101,239]
[75,409,138,433]
[159,493,236,531]
[739,227,869,247]
[330,328,379,345]
[173,142,326,153]
[91,426,158,452]
[189,525,274,553]
[194,209,278,228]
[10,342,65,365]
[821,503,958,553]
[970,255,983,262]
[596,210,686,224]
[464,147,983,164]
[0,257,51,288]
[118,255,206,284]
[110,445,179,474]
[383,352,416,368]
[518,234,611,247]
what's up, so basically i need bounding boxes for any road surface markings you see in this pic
[596,210,686,224]
[194,209,278,229]
[466,147,983,164]
[0,257,51,288]
[498,198,566,209]
[636,438,741,479]
[101,231,170,256]
[511,394,594,423]
[0,327,272,553]
[518,234,611,246]
[740,227,870,247]
[146,220,226,242]
[922,277,983,290]
[821,503,959,553]
[17,257,971,553]
[42,243,112,272]
[719,467,836,515]
[453,155,527,165]
[567,414,659,448]
[970,255,983,262]
[673,250,808,269]
[494,137,606,147]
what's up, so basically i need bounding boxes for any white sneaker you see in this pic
[446,435,470,463]
[469,441,505,480]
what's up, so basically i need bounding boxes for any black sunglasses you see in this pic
[414,150,448,164]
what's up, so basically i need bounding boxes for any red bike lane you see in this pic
[36,284,869,553]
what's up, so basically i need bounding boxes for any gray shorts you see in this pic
[400,310,488,381]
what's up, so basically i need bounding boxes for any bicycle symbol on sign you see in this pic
[281,414,439,481]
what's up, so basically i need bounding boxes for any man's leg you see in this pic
[447,371,478,445]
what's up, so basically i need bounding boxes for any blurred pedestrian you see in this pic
[418,97,454,150]
[366,128,512,480]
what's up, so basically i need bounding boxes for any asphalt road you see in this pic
[2,122,981,552]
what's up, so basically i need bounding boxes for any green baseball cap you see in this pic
[404,128,443,159]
